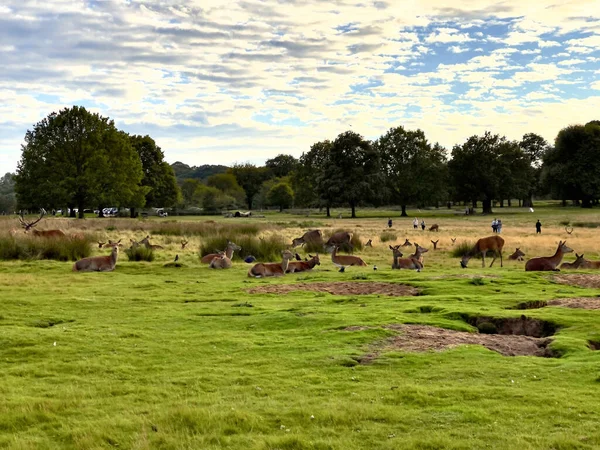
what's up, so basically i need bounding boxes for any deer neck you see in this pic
[281,256,291,272]
[550,245,566,265]
[111,248,119,267]
[225,246,234,259]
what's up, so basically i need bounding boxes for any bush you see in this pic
[0,235,92,261]
[379,231,397,243]
[200,234,288,262]
[450,241,474,258]
[125,246,155,262]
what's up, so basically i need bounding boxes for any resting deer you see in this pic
[565,226,574,235]
[401,239,412,247]
[19,209,65,238]
[331,245,367,272]
[99,239,122,249]
[365,239,373,247]
[248,250,294,277]
[525,240,573,272]
[209,252,234,269]
[181,239,189,250]
[411,243,429,266]
[429,224,439,232]
[287,254,321,273]
[201,241,241,264]
[389,245,423,271]
[140,235,163,250]
[460,235,505,268]
[579,256,600,269]
[559,253,586,270]
[130,239,140,248]
[73,246,119,272]
[451,238,456,245]
[508,248,525,261]
[431,239,439,250]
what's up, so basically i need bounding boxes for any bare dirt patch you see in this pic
[248,282,419,297]
[548,298,600,310]
[351,324,555,361]
[553,274,600,289]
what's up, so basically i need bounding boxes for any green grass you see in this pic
[1,209,600,449]
[0,235,92,261]
[379,231,397,243]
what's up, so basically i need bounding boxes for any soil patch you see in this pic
[248,282,418,297]
[553,274,600,289]
[352,324,555,360]
[509,300,547,310]
[467,315,557,338]
[548,298,600,310]
[588,341,600,351]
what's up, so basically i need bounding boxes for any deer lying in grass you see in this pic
[389,245,423,271]
[140,235,163,250]
[580,256,600,269]
[365,239,373,247]
[19,209,66,238]
[411,243,429,266]
[248,250,294,277]
[460,235,505,268]
[525,240,573,272]
[181,239,189,250]
[286,254,320,273]
[99,239,122,249]
[451,238,456,245]
[559,253,586,270]
[209,252,233,269]
[73,247,119,272]
[401,239,412,247]
[331,245,367,272]
[508,248,525,261]
[429,224,439,232]
[431,239,439,250]
[201,241,241,264]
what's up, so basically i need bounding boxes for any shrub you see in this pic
[200,234,288,262]
[125,246,155,262]
[379,231,397,243]
[450,241,474,258]
[0,235,92,261]
[469,277,487,286]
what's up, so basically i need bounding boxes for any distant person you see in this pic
[536,220,542,234]
[465,207,469,215]
[497,219,502,233]
[413,218,418,229]
[491,218,498,233]
[388,218,393,228]
[421,220,426,231]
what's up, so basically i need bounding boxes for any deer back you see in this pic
[73,247,118,272]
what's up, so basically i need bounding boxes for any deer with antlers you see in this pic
[73,246,119,272]
[181,239,189,250]
[19,210,65,238]
[565,226,574,235]
[431,239,439,250]
[525,241,573,271]
[460,235,505,268]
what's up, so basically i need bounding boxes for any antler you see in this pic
[565,226,574,235]
[19,209,46,231]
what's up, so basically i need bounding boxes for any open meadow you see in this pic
[1,205,600,449]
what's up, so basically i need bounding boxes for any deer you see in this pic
[129,238,140,249]
[181,239,189,250]
[401,238,412,247]
[431,239,439,250]
[248,250,294,277]
[325,231,353,252]
[525,240,573,272]
[291,230,323,248]
[140,235,164,250]
[330,245,367,272]
[429,224,439,232]
[579,257,600,269]
[100,239,122,249]
[287,254,321,273]
[460,235,505,268]
[209,252,234,269]
[565,226,574,235]
[365,239,373,247]
[19,209,65,238]
[389,245,423,271]
[73,246,119,272]
[201,241,241,264]
[508,248,525,261]
[411,242,429,267]
[451,238,456,245]
[559,253,586,270]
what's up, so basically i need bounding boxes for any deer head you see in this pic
[19,209,46,232]
[181,239,189,249]
[565,226,574,235]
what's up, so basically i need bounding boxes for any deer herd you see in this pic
[12,210,600,276]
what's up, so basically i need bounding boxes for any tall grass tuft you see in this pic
[379,231,397,243]
[125,246,155,262]
[450,241,473,258]
[152,221,262,236]
[200,234,288,262]
[0,235,92,261]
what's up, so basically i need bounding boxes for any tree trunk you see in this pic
[279,205,283,212]
[68,204,76,218]
[78,199,85,218]
[562,199,567,207]
[500,199,504,207]
[326,205,330,218]
[507,199,512,207]
[98,207,105,218]
[581,197,593,208]
[130,207,136,218]
[472,199,477,208]
[246,196,252,210]
[482,198,493,214]
[401,205,407,217]
[350,201,356,218]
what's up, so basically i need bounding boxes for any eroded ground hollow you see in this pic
[468,315,558,338]
[510,300,548,310]
[248,282,419,297]
[589,340,600,351]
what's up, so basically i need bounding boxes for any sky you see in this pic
[1,0,600,175]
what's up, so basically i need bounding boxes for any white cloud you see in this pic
[539,40,561,48]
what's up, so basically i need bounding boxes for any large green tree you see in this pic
[266,154,298,178]
[15,106,146,218]
[0,172,16,214]
[322,131,381,218]
[228,163,271,210]
[130,135,180,217]
[519,133,550,207]
[267,182,294,212]
[293,140,335,216]
[376,126,448,216]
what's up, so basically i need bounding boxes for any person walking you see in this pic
[421,220,426,231]
[491,218,498,233]
[388,218,393,228]
[413,218,418,229]
[536,220,542,234]
[497,219,502,233]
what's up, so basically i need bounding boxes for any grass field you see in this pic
[1,204,600,449]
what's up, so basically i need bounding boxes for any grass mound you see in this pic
[125,246,155,262]
[379,231,397,243]
[200,234,288,262]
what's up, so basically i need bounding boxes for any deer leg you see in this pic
[499,252,503,267]
[481,251,486,268]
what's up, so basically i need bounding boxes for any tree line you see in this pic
[11,106,600,217]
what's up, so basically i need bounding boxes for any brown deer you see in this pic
[209,252,234,269]
[129,238,140,248]
[140,235,164,250]
[73,246,119,272]
[291,230,323,248]
[579,257,600,269]
[460,235,505,268]
[525,240,573,272]
[429,224,439,232]
[19,210,65,238]
[411,243,429,266]
[100,239,122,249]
[389,245,423,271]
[365,239,373,247]
[181,239,189,250]
[565,226,574,235]
[201,241,241,264]
[287,254,321,273]
[248,250,294,277]
[331,245,367,272]
[451,238,456,245]
[431,239,439,250]
[325,231,353,252]
[401,238,412,247]
[559,253,586,270]
[508,248,525,261]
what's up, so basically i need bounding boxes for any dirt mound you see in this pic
[553,274,600,289]
[346,324,555,360]
[248,282,418,296]
[548,298,600,310]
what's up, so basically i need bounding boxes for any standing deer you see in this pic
[325,231,353,252]
[525,240,573,272]
[201,241,241,264]
[431,239,439,250]
[331,245,367,272]
[287,254,321,273]
[140,235,164,250]
[19,210,65,238]
[429,224,439,232]
[559,253,586,270]
[389,245,423,271]
[508,248,525,261]
[291,230,323,248]
[248,250,294,277]
[73,246,119,272]
[460,236,505,268]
